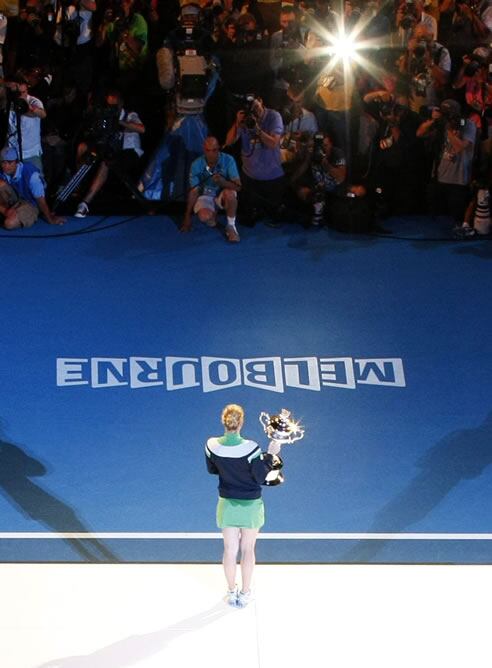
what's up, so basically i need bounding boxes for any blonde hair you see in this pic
[221,404,244,432]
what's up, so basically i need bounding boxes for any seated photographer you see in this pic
[181,136,241,242]
[288,131,347,226]
[225,94,285,228]
[74,89,145,218]
[0,146,64,229]
[417,98,477,231]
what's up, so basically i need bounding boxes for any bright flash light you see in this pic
[330,32,358,64]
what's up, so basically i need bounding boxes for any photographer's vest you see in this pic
[0,162,41,208]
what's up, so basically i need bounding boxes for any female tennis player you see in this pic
[205,404,280,608]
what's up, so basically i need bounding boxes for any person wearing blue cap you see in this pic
[0,147,65,229]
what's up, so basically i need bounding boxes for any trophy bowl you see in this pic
[259,408,304,444]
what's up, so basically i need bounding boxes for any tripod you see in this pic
[53,142,150,213]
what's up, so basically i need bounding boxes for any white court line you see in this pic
[1,532,492,540]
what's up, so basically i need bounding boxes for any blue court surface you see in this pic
[0,212,491,564]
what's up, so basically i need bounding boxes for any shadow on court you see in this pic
[343,410,492,562]
[35,602,232,668]
[0,425,118,562]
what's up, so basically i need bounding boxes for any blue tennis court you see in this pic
[0,212,491,563]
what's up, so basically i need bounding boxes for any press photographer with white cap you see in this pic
[0,146,65,229]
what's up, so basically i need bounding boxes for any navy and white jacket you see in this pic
[205,437,276,499]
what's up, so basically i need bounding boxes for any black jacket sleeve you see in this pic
[206,452,219,475]
[250,452,277,485]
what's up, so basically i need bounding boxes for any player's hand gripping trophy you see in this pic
[259,409,304,485]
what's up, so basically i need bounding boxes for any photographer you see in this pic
[396,0,437,42]
[453,50,492,136]
[398,25,451,112]
[304,26,354,149]
[5,0,54,73]
[417,98,477,229]
[74,88,145,217]
[180,135,241,241]
[269,5,307,110]
[363,90,423,215]
[217,13,272,133]
[280,83,318,165]
[4,76,46,173]
[0,146,64,229]
[97,0,148,94]
[53,0,97,98]
[288,131,347,226]
[451,0,492,49]
[225,94,285,227]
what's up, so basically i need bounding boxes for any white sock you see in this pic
[226,217,237,231]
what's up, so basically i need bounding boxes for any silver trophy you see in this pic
[259,409,304,486]
[259,408,305,444]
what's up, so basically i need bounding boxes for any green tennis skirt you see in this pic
[216,497,265,529]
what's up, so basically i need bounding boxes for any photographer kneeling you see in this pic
[288,131,347,226]
[74,88,144,217]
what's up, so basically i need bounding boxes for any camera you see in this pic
[413,40,428,60]
[6,87,29,115]
[400,0,418,30]
[409,42,432,95]
[84,103,122,156]
[463,54,485,77]
[312,133,325,163]
[238,95,258,129]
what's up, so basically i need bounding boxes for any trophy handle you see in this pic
[259,412,270,431]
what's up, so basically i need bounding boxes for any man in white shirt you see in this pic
[6,78,46,173]
[74,89,145,217]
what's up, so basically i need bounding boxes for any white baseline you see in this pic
[0,533,492,540]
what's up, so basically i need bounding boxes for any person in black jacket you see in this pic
[205,403,280,608]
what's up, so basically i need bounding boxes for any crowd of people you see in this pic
[0,0,490,237]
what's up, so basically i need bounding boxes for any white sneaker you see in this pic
[226,225,240,242]
[75,201,89,218]
[237,589,253,608]
[224,587,238,607]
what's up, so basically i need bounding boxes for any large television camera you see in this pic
[84,104,122,157]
